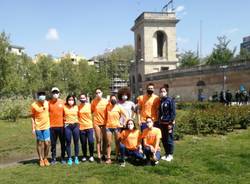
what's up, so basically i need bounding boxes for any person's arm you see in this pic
[170,99,176,123]
[153,135,161,153]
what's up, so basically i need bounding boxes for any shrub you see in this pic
[0,97,32,122]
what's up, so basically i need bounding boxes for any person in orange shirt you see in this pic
[105,94,127,164]
[137,83,160,132]
[91,88,108,163]
[78,93,94,162]
[48,87,66,164]
[118,119,144,167]
[141,117,162,166]
[31,90,50,167]
[64,94,79,166]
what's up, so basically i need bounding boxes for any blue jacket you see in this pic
[159,96,176,123]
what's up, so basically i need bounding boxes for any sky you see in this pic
[0,0,249,59]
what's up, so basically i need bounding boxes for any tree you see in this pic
[236,48,250,61]
[178,50,200,67]
[206,36,236,65]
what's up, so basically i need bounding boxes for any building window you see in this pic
[138,74,142,83]
[136,34,142,61]
[153,31,167,58]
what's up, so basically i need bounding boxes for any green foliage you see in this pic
[0,32,110,98]
[178,50,200,67]
[0,98,32,122]
[206,36,236,65]
[175,104,250,137]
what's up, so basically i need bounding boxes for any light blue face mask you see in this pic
[38,95,46,101]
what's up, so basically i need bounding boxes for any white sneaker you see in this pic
[82,157,87,162]
[154,161,159,165]
[89,157,94,162]
[166,155,173,162]
[161,155,168,161]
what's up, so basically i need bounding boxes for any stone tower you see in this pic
[130,12,179,96]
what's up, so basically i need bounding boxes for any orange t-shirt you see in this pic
[48,99,64,127]
[141,127,162,149]
[137,94,160,122]
[78,103,93,130]
[91,98,108,126]
[63,105,78,124]
[120,129,141,150]
[31,101,50,130]
[106,103,126,128]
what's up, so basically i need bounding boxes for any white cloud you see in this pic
[46,28,59,41]
[175,5,185,13]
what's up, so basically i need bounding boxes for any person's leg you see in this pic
[143,146,152,161]
[72,124,80,158]
[106,129,113,163]
[160,124,169,156]
[94,125,102,160]
[119,143,126,162]
[131,150,144,161]
[167,125,174,156]
[101,125,107,158]
[36,140,43,161]
[79,130,87,158]
[114,129,120,158]
[87,128,95,157]
[50,128,57,161]
[65,125,72,159]
[58,127,66,161]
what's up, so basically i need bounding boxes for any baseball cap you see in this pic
[51,87,60,93]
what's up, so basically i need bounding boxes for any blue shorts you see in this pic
[106,128,119,133]
[35,129,50,141]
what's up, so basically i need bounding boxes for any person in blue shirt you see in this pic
[158,86,176,162]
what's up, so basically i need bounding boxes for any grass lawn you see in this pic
[0,118,250,183]
[0,119,36,164]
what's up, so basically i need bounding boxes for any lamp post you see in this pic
[220,65,228,91]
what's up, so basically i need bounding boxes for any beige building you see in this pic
[8,45,25,56]
[130,12,179,96]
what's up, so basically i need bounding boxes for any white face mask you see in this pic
[38,95,46,101]
[128,124,134,130]
[122,95,128,101]
[147,121,153,129]
[96,92,102,99]
[68,100,74,106]
[52,93,59,99]
[160,92,167,98]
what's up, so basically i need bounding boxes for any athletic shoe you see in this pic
[74,157,79,165]
[105,159,112,164]
[68,158,73,166]
[43,159,50,166]
[61,159,66,164]
[166,155,173,162]
[120,161,126,167]
[82,157,87,162]
[154,161,159,165]
[39,159,45,167]
[51,159,57,165]
[89,157,94,162]
[161,155,168,161]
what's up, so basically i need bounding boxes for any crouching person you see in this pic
[141,117,161,166]
[119,119,144,167]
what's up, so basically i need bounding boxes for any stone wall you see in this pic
[138,62,250,101]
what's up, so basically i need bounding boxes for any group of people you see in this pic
[31,83,176,167]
